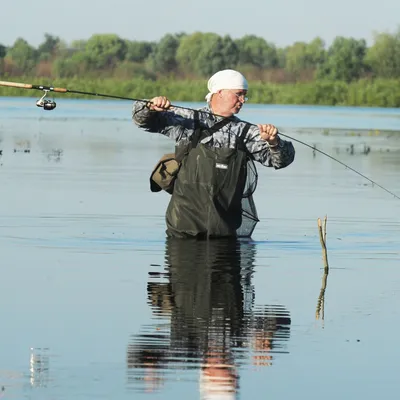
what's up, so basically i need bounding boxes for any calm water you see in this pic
[0,97,400,400]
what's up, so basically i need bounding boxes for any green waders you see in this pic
[166,141,248,239]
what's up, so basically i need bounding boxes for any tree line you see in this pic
[1,30,400,82]
[1,31,400,107]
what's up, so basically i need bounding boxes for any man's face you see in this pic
[219,89,248,115]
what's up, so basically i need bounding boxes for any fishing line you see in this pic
[1,79,399,201]
[277,134,400,201]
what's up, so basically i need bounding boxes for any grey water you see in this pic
[0,97,399,400]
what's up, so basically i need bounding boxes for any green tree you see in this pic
[125,40,155,63]
[317,36,367,82]
[307,37,326,66]
[236,35,278,68]
[52,51,91,77]
[5,38,37,74]
[150,33,182,73]
[37,33,61,61]
[70,39,87,51]
[177,32,239,76]
[85,34,127,69]
[366,30,400,78]
[0,44,5,75]
[176,32,205,73]
[0,44,6,58]
[197,34,239,76]
[285,42,308,74]
[285,37,325,74]
[276,47,286,68]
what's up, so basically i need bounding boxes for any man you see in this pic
[132,69,295,239]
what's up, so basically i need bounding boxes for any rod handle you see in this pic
[0,80,33,89]
[52,87,67,93]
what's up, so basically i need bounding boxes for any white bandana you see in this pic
[205,69,248,103]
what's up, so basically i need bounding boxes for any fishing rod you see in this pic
[1,79,399,201]
[0,80,139,110]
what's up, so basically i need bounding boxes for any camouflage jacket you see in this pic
[132,102,295,169]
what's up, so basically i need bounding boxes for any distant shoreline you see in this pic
[0,78,399,108]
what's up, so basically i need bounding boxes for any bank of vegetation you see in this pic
[1,30,400,107]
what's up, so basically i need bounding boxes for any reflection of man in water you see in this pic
[127,238,291,398]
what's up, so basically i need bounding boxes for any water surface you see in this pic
[0,98,399,399]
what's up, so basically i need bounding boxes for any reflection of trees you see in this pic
[127,238,291,396]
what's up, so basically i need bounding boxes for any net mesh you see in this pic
[236,157,259,238]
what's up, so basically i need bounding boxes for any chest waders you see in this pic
[166,116,254,239]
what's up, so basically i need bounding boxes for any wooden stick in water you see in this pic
[316,216,329,321]
[318,216,329,268]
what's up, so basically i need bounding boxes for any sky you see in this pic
[2,0,399,48]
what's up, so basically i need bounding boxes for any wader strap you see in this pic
[193,110,199,130]
[175,110,200,163]
[191,117,232,149]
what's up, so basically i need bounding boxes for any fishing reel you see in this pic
[36,90,56,110]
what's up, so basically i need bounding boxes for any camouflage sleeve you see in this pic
[132,101,194,141]
[243,125,295,169]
